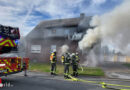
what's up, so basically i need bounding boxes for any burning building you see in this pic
[25,13,92,62]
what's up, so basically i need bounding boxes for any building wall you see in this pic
[26,26,79,62]
[25,17,91,63]
[26,37,85,63]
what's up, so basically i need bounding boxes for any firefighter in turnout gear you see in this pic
[50,51,57,75]
[71,53,79,77]
[61,52,71,79]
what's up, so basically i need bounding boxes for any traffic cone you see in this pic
[0,78,1,83]
[0,78,3,88]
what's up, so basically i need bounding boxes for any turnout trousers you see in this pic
[51,63,56,74]
[72,64,78,77]
[64,64,70,78]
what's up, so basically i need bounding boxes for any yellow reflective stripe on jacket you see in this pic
[61,56,65,63]
[65,63,70,65]
[76,56,79,61]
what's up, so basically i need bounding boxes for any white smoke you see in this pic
[18,36,26,57]
[83,49,98,67]
[58,44,69,56]
[79,27,101,50]
[79,0,130,55]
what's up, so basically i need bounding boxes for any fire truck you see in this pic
[0,24,29,77]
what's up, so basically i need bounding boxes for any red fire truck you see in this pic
[0,24,29,76]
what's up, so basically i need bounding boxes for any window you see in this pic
[51,45,56,52]
[65,30,69,35]
[31,45,41,53]
[71,33,83,40]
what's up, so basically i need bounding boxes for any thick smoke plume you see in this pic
[79,0,130,55]
[83,49,98,67]
[58,44,69,56]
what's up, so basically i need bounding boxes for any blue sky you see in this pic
[0,0,123,36]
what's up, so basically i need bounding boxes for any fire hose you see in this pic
[66,74,130,90]
[79,64,84,72]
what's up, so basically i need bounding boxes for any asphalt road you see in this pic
[1,72,130,90]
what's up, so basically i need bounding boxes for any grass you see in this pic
[29,63,105,76]
[123,63,130,68]
[78,67,104,76]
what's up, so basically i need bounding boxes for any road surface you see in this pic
[1,71,130,90]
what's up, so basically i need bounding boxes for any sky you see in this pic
[0,0,123,36]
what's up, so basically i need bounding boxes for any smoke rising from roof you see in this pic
[79,0,130,55]
[58,44,69,56]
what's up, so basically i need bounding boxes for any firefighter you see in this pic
[71,52,79,77]
[61,52,71,79]
[50,51,57,75]
[75,52,79,76]
[23,62,27,76]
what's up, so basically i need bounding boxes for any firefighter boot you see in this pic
[51,72,54,75]
[51,73,57,75]
[72,71,76,77]
[64,75,67,79]
[75,72,78,77]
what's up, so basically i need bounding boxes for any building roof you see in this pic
[26,14,92,39]
[37,18,80,28]
[33,13,91,30]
